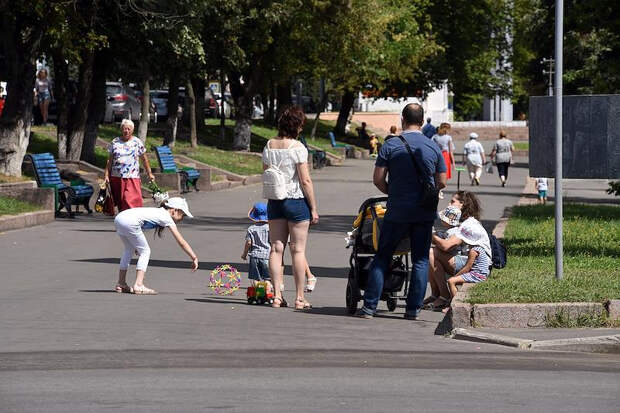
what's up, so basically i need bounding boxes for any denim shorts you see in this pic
[248,256,270,281]
[445,254,468,280]
[267,198,310,222]
[37,90,50,104]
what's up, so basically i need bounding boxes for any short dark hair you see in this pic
[402,103,424,127]
[277,105,306,138]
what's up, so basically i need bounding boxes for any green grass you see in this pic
[0,173,31,183]
[99,124,264,176]
[468,203,620,305]
[0,195,42,216]
[203,118,360,156]
[513,141,529,151]
[28,126,109,169]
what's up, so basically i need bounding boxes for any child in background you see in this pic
[241,202,271,285]
[536,177,548,204]
[434,205,461,240]
[113,197,199,295]
[446,221,492,298]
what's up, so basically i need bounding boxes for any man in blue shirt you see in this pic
[359,104,447,319]
[421,117,436,138]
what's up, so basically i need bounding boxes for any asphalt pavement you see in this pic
[1,151,618,412]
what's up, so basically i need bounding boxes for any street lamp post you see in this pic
[541,57,554,96]
[554,0,563,280]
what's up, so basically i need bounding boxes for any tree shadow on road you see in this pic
[74,258,350,279]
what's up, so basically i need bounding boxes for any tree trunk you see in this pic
[229,73,252,151]
[164,72,180,147]
[276,79,292,118]
[0,11,44,176]
[138,78,150,143]
[335,90,355,136]
[191,76,206,131]
[52,49,70,160]
[310,90,329,140]
[186,80,197,148]
[219,71,226,145]
[81,53,107,164]
[267,82,275,125]
[67,51,95,161]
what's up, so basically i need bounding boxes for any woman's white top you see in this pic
[463,140,485,166]
[432,134,454,152]
[262,140,308,199]
[114,207,176,236]
[493,138,514,163]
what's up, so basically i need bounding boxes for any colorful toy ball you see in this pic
[209,264,241,295]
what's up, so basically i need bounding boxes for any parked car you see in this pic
[104,82,141,123]
[133,89,157,123]
[150,89,169,120]
[204,89,218,118]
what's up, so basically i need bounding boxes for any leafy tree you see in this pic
[512,0,620,115]
[0,0,60,175]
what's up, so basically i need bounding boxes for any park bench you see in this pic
[154,145,201,193]
[299,136,327,169]
[328,131,354,157]
[25,153,94,216]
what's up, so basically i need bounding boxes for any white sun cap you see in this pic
[469,132,479,139]
[165,197,194,218]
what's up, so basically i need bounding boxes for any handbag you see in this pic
[397,135,440,211]
[485,162,493,174]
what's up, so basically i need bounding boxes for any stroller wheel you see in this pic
[346,278,358,315]
[386,297,397,312]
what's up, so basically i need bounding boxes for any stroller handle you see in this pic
[358,196,388,213]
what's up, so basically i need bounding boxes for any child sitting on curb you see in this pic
[446,220,492,298]
[241,202,271,286]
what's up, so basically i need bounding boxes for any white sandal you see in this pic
[305,277,318,293]
[133,285,158,295]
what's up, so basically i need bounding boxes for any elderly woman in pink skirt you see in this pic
[104,119,155,213]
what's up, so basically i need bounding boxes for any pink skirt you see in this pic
[109,177,143,212]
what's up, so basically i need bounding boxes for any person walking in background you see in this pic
[422,117,436,138]
[104,119,155,213]
[241,202,271,285]
[262,105,319,310]
[463,132,486,185]
[432,123,456,182]
[490,130,515,187]
[359,103,446,320]
[536,177,548,204]
[34,69,53,125]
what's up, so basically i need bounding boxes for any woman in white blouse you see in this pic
[263,105,319,310]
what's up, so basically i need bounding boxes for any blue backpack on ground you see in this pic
[488,233,507,269]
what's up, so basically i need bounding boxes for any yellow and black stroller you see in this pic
[345,196,410,315]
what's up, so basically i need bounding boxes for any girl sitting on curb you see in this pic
[446,221,492,298]
[113,197,199,295]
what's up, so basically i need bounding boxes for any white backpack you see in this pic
[262,141,293,200]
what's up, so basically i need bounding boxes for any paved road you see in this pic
[1,156,619,412]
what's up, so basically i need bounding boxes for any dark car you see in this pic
[104,82,141,123]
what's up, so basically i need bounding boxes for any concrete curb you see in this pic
[0,210,55,232]
[452,328,620,354]
[451,328,533,349]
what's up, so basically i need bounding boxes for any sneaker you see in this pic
[355,309,374,319]
[404,313,418,320]
[475,177,480,186]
